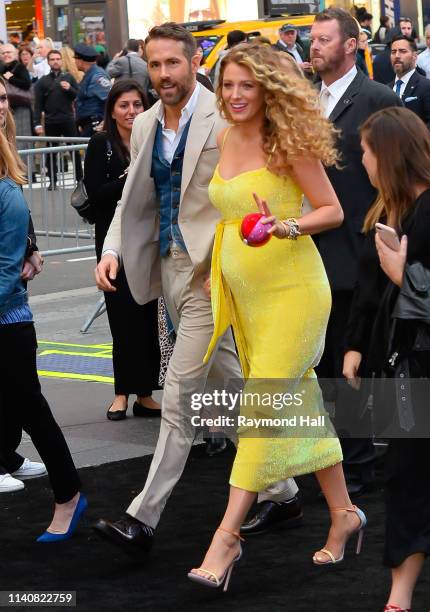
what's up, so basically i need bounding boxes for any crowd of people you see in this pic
[0,8,429,611]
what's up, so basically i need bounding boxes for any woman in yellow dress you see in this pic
[188,44,367,589]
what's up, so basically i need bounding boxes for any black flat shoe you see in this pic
[93,515,153,555]
[132,401,161,418]
[240,495,303,535]
[106,402,128,421]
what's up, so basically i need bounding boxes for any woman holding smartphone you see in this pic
[343,107,430,612]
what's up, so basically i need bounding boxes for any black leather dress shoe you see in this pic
[204,434,227,456]
[93,515,153,555]
[240,495,303,536]
[132,401,161,418]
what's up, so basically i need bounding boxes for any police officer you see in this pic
[74,43,111,136]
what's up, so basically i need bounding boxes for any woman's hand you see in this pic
[3,71,13,80]
[375,233,407,287]
[203,275,211,298]
[252,192,288,239]
[343,350,362,390]
[21,260,36,281]
[21,252,44,281]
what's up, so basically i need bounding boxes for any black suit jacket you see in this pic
[389,70,430,128]
[272,40,305,62]
[372,48,395,84]
[316,70,402,292]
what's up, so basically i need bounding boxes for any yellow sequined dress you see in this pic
[205,165,343,492]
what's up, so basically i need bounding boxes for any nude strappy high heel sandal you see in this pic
[187,526,244,592]
[313,505,367,565]
[384,605,412,612]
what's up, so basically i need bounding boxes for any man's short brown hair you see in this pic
[314,8,360,42]
[47,49,61,61]
[145,22,197,62]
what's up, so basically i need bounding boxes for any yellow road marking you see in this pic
[38,340,112,349]
[37,370,114,384]
[39,350,112,359]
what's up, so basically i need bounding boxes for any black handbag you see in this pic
[392,261,430,323]
[70,139,112,224]
[4,65,32,108]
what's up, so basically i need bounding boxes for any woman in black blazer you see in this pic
[343,108,430,612]
[84,80,160,420]
[0,45,32,148]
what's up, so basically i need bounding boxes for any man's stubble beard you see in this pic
[158,72,195,107]
[312,49,348,78]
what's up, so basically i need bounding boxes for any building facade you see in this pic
[1,0,426,52]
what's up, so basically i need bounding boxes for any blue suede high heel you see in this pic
[37,493,88,543]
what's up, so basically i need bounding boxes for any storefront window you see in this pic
[71,3,105,46]
[4,0,37,43]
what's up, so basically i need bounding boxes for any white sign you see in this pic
[0,0,7,43]
[127,0,259,39]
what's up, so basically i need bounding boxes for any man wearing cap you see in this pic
[74,43,111,136]
[272,24,313,75]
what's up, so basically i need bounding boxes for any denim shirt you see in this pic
[0,178,29,316]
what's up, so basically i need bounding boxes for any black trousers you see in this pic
[104,267,160,396]
[384,438,430,567]
[0,322,81,503]
[0,425,23,473]
[316,290,376,486]
[45,120,83,184]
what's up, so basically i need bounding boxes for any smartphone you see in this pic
[375,222,400,251]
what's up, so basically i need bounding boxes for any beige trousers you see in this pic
[127,249,297,528]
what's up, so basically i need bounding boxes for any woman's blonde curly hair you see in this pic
[216,43,338,175]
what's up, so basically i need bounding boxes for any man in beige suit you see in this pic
[94,23,300,555]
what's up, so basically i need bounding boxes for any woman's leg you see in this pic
[108,394,128,412]
[1,323,81,532]
[386,553,425,609]
[135,395,160,409]
[192,486,256,579]
[105,270,160,409]
[314,462,362,562]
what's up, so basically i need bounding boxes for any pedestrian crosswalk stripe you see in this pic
[37,341,113,384]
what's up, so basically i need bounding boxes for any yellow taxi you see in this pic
[184,15,315,74]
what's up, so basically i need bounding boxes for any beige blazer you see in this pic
[103,85,228,306]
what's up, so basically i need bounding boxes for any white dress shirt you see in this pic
[278,39,302,63]
[319,65,358,118]
[393,69,415,98]
[417,48,430,79]
[155,82,201,163]
[33,58,50,80]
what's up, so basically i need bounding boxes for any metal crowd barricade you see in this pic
[17,136,105,332]
[17,136,94,257]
